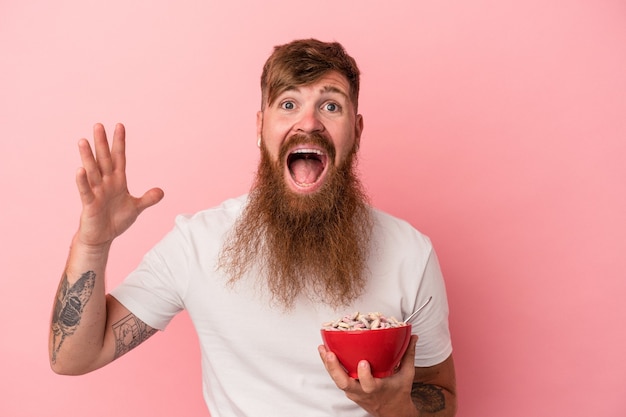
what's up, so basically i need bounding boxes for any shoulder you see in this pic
[151,195,247,253]
[174,194,248,231]
[370,207,433,252]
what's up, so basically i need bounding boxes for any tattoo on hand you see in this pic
[411,382,445,413]
[51,271,96,363]
[112,313,157,359]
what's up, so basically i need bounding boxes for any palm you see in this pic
[75,123,163,247]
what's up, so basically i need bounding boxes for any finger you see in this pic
[75,167,95,205]
[318,345,353,391]
[135,187,165,213]
[93,123,114,176]
[110,123,126,173]
[318,344,329,362]
[398,335,419,376]
[78,137,102,187]
[356,360,377,393]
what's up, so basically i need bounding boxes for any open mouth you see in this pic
[287,148,329,188]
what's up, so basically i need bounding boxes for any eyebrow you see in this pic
[319,85,349,98]
[280,84,349,99]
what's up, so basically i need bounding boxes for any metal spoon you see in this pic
[404,296,433,323]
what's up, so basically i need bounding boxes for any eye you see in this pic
[280,100,296,110]
[323,102,340,112]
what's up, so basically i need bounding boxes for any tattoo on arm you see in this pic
[411,382,446,413]
[112,313,157,359]
[51,271,96,363]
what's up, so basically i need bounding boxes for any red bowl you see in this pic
[320,325,412,378]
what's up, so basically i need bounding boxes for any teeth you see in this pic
[292,149,323,155]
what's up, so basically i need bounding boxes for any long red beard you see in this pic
[219,134,372,310]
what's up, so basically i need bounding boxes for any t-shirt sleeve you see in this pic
[109,220,190,331]
[411,247,453,367]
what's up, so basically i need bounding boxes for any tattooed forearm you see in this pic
[411,382,446,413]
[51,271,96,363]
[112,313,157,359]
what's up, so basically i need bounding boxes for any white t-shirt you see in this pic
[111,195,452,417]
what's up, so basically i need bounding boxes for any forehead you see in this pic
[273,71,352,101]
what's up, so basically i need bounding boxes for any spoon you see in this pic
[404,296,433,323]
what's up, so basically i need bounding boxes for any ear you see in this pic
[256,111,263,147]
[355,114,364,150]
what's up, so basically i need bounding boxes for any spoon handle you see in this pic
[405,296,433,323]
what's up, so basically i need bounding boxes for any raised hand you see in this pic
[75,123,164,248]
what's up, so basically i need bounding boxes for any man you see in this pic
[49,39,457,416]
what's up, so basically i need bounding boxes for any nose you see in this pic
[294,106,324,134]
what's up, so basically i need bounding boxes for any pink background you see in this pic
[1,1,625,416]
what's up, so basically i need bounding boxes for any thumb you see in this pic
[399,335,418,374]
[136,187,165,213]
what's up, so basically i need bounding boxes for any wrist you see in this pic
[69,233,112,263]
[374,397,420,417]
